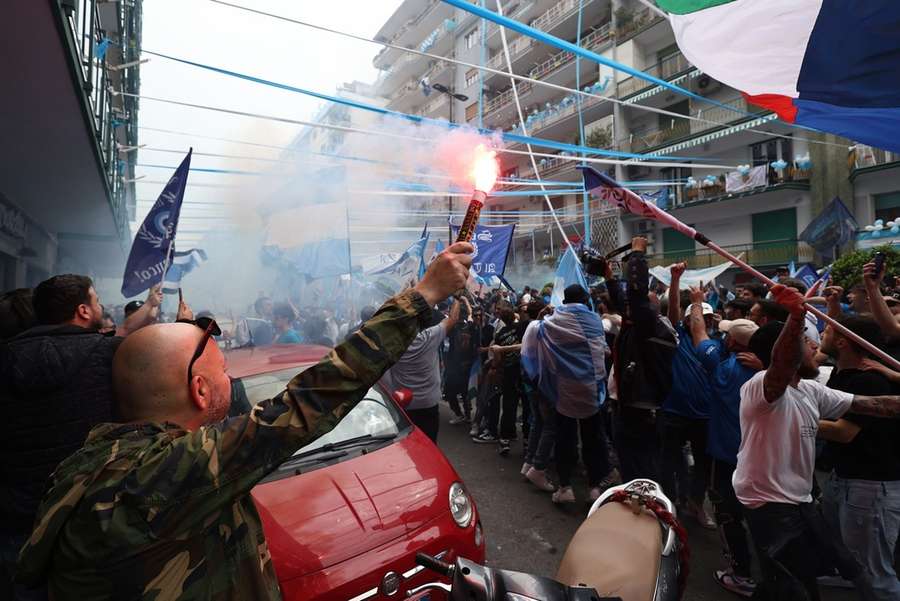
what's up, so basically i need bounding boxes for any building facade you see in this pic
[2,0,143,292]
[371,0,900,277]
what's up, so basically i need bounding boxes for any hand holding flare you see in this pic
[455,144,499,243]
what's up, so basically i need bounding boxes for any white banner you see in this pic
[649,256,743,289]
[725,165,767,193]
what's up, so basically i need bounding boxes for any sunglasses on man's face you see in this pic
[177,317,222,386]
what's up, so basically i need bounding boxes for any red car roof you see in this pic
[224,344,332,379]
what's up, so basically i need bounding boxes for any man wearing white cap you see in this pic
[687,285,761,598]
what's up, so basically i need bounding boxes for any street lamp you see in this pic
[429,83,470,225]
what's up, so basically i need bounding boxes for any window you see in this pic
[875,192,900,224]
[465,28,479,49]
[465,68,478,88]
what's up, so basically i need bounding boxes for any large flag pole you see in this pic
[580,166,900,372]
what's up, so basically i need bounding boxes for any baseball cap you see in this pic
[684,302,714,317]
[718,318,758,347]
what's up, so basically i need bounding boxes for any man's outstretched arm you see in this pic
[762,285,806,403]
[849,395,900,418]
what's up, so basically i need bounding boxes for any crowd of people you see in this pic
[2,237,900,600]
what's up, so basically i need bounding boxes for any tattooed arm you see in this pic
[849,395,900,418]
[762,285,807,403]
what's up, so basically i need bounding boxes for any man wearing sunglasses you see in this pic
[16,242,474,601]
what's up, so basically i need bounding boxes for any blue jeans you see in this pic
[822,475,900,601]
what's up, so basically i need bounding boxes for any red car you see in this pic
[227,344,485,600]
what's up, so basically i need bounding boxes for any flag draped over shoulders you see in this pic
[521,304,608,419]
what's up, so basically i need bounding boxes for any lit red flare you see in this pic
[456,145,499,244]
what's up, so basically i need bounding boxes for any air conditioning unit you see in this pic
[694,74,721,96]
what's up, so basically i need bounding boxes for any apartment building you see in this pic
[372,0,899,275]
[2,0,143,290]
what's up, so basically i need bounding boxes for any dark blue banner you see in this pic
[121,149,192,297]
[450,222,515,276]
[799,197,858,253]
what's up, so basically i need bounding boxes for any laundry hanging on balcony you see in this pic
[659,0,900,153]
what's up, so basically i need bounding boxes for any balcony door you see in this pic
[751,207,797,266]
[662,226,695,262]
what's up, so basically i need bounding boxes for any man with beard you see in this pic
[0,275,161,598]
[734,284,900,600]
[15,244,472,600]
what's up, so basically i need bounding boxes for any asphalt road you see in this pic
[434,404,856,601]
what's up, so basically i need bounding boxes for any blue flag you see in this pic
[793,264,820,290]
[550,247,589,307]
[418,223,429,280]
[799,197,859,253]
[121,149,192,297]
[162,248,208,292]
[449,222,515,277]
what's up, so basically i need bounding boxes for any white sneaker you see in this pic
[526,467,556,492]
[469,423,480,437]
[520,462,533,478]
[448,415,468,425]
[552,486,575,504]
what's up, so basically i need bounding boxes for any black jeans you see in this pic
[745,502,872,601]
[524,391,555,470]
[497,366,521,440]
[709,459,753,578]
[556,411,612,487]
[444,365,471,418]
[407,405,440,443]
[613,406,660,483]
[659,412,710,505]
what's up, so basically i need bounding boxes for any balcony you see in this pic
[484,81,533,115]
[2,0,143,277]
[528,24,613,81]
[850,145,900,181]
[621,95,769,154]
[614,4,665,41]
[519,154,579,180]
[617,51,692,99]
[647,240,815,269]
[678,167,811,207]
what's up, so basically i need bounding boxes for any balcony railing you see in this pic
[519,154,578,180]
[484,81,533,114]
[647,239,815,269]
[528,24,612,81]
[621,95,769,153]
[422,93,450,117]
[617,51,692,99]
[487,35,536,71]
[60,0,142,239]
[615,5,665,40]
[851,145,900,171]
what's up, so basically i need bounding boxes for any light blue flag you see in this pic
[550,247,589,307]
[162,248,207,293]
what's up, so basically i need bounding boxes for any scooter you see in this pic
[407,479,687,601]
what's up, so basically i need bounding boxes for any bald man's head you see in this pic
[113,322,231,429]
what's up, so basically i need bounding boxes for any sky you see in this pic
[132,0,404,243]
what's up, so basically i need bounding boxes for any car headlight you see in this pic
[449,482,473,528]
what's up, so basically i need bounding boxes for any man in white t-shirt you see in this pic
[733,284,900,601]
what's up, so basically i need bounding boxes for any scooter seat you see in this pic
[556,500,663,601]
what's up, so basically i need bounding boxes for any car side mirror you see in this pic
[392,388,414,409]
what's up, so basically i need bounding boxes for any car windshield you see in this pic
[234,366,405,457]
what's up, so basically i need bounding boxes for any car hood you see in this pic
[252,430,454,581]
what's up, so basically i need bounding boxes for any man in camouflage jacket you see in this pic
[15,243,473,600]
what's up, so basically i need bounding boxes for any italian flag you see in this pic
[659,0,900,153]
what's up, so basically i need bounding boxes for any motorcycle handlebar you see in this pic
[415,552,453,577]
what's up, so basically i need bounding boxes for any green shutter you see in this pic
[874,192,900,211]
[662,227,695,259]
[751,208,797,266]
[657,0,736,15]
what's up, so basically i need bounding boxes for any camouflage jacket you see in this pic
[16,290,431,600]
